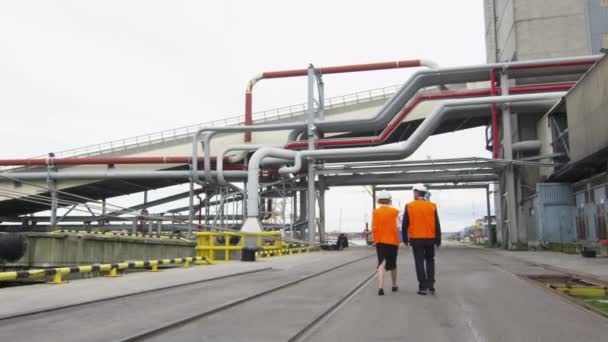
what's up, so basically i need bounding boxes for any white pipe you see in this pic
[242,92,566,219]
[216,144,279,185]
[246,148,297,217]
[279,93,566,175]
[0,171,248,181]
[512,140,542,153]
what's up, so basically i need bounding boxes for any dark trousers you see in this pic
[411,239,436,290]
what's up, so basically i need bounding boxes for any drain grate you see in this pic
[526,275,608,318]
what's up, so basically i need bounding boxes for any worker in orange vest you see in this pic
[402,184,441,295]
[372,190,400,296]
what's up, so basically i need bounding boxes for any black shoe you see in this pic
[378,288,385,296]
[417,289,427,296]
[429,288,436,294]
[392,286,398,292]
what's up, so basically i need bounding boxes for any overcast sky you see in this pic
[0,1,490,232]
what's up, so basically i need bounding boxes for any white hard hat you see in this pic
[377,190,392,200]
[412,183,428,192]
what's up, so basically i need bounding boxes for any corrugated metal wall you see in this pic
[587,0,608,53]
[534,183,577,244]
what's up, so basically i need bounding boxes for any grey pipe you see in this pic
[216,144,279,185]
[193,55,600,185]
[288,55,600,137]
[241,92,566,219]
[512,140,542,153]
[246,148,297,217]
[0,170,248,181]
[191,123,304,186]
[279,93,566,175]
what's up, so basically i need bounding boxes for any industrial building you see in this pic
[484,0,608,249]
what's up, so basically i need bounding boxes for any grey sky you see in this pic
[0,1,489,232]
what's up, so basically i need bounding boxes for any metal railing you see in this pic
[0,256,211,284]
[195,231,312,262]
[6,85,399,165]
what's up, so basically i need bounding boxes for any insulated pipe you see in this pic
[0,156,216,167]
[244,59,439,141]
[0,57,596,170]
[0,170,249,181]
[216,144,280,185]
[284,83,574,149]
[512,140,542,153]
[306,56,598,135]
[246,148,297,218]
[197,83,574,184]
[191,123,304,186]
[194,56,598,184]
[276,93,566,177]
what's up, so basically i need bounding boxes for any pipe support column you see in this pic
[47,164,58,227]
[500,71,521,249]
[485,185,494,246]
[307,65,317,245]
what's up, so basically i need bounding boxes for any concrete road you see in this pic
[307,243,608,342]
[0,245,606,341]
[0,249,373,342]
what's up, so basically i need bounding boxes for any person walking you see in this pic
[372,190,400,296]
[402,184,441,295]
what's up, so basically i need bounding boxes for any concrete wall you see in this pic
[6,233,195,268]
[485,0,592,62]
[566,55,608,163]
[485,0,517,61]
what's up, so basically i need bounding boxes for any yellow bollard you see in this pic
[149,262,159,272]
[47,271,67,284]
[104,267,120,277]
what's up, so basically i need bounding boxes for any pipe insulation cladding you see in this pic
[244,92,567,220]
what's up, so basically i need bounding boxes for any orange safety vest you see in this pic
[372,205,400,246]
[406,200,437,239]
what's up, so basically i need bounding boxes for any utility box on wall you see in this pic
[534,183,577,246]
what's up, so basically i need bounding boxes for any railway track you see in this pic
[120,254,375,341]
[0,267,272,321]
[0,252,376,341]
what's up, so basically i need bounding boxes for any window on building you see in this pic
[605,32,608,48]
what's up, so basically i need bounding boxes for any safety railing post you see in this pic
[225,233,230,261]
[47,270,67,284]
[104,267,120,278]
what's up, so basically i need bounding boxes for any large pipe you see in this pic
[512,140,542,153]
[216,144,279,185]
[284,83,573,149]
[304,56,597,135]
[0,156,218,167]
[244,59,438,141]
[0,170,249,181]
[240,92,565,220]
[245,56,597,143]
[194,56,598,183]
[278,92,566,176]
[191,123,304,186]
